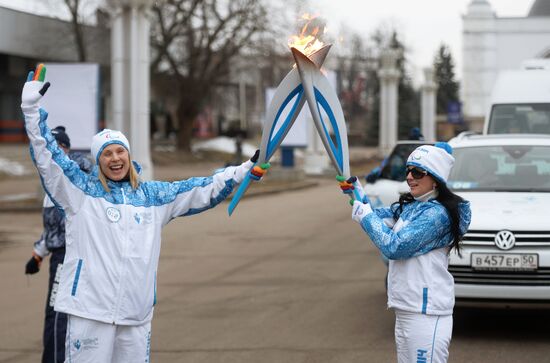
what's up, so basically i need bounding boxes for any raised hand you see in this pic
[21,63,50,108]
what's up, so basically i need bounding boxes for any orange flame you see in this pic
[288,13,325,56]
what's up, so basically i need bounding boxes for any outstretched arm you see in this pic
[156,151,268,223]
[21,64,88,215]
[156,160,252,223]
[352,201,451,259]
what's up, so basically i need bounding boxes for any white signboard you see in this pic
[264,69,338,149]
[264,87,309,148]
[41,63,100,150]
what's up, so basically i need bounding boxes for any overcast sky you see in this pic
[314,0,535,82]
[0,0,536,82]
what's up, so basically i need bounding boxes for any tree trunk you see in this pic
[176,96,201,151]
[73,21,87,62]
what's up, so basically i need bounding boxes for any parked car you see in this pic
[447,134,550,305]
[364,135,550,305]
[363,141,434,208]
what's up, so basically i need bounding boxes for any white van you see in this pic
[484,60,550,135]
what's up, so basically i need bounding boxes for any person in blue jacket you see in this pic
[340,142,471,363]
[21,64,268,362]
[25,126,92,363]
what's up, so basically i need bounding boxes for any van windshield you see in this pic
[488,104,550,134]
[448,145,550,192]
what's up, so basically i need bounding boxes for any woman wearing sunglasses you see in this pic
[345,142,471,363]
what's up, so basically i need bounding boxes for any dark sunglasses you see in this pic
[406,167,428,180]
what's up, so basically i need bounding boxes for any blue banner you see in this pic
[447,101,463,124]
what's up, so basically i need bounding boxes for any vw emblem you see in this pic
[494,230,515,250]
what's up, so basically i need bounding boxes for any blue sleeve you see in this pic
[372,206,394,219]
[458,201,472,235]
[26,109,90,215]
[360,203,452,260]
[155,161,252,224]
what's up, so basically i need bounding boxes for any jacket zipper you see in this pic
[112,187,128,324]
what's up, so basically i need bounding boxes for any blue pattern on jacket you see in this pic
[360,200,471,260]
[39,153,92,250]
[35,108,238,211]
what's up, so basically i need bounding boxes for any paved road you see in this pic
[1,180,550,362]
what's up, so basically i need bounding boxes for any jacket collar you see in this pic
[91,160,142,188]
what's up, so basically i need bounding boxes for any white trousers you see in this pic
[64,315,151,363]
[394,309,453,363]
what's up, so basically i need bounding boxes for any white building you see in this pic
[0,6,109,141]
[461,0,550,128]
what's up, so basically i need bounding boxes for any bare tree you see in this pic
[150,0,269,151]
[45,0,103,62]
[63,0,88,61]
[336,30,376,144]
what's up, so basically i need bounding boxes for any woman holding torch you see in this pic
[341,143,471,363]
[21,64,267,362]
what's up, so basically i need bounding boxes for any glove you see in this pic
[21,64,50,110]
[337,175,356,195]
[250,149,260,163]
[25,254,42,274]
[249,149,270,181]
[352,200,373,224]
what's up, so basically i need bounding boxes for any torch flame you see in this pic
[288,13,325,57]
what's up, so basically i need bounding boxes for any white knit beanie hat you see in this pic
[406,142,455,183]
[91,129,130,164]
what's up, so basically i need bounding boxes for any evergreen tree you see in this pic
[433,44,460,115]
[364,27,419,144]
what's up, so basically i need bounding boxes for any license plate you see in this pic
[471,253,538,270]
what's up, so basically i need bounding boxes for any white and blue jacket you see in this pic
[33,152,93,257]
[23,106,253,326]
[358,196,471,315]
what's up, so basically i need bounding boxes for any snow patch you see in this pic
[0,158,28,176]
[191,136,257,158]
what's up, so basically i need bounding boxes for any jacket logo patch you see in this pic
[106,207,121,223]
[73,337,98,351]
[134,212,152,225]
